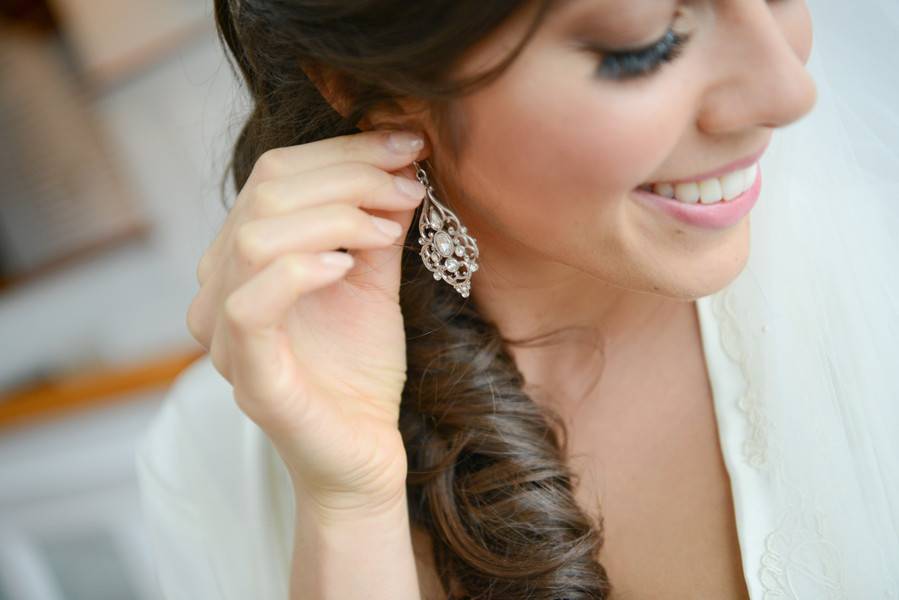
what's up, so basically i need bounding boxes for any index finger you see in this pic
[246,129,429,188]
[198,129,428,285]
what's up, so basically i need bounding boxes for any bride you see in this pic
[136,1,899,598]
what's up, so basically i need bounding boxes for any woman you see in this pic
[135,1,899,598]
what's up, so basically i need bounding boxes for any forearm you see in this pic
[289,488,422,600]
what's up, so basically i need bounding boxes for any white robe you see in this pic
[134,2,899,597]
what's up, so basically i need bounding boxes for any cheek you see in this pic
[790,2,814,64]
[458,62,684,224]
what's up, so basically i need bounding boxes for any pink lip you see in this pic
[654,141,770,186]
[631,164,762,229]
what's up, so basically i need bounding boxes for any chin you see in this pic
[642,219,752,301]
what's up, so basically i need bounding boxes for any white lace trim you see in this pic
[757,457,847,599]
[711,285,849,599]
[711,286,771,471]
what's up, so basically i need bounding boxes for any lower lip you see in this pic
[630,165,762,230]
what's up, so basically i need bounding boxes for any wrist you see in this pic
[289,483,421,600]
[293,481,410,528]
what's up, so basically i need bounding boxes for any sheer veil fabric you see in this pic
[695,1,899,596]
[135,2,899,598]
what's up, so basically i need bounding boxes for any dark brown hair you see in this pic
[212,1,612,597]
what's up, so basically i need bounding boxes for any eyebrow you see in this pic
[543,0,664,30]
[544,0,615,21]
[546,0,581,15]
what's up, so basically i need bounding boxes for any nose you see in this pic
[697,1,818,134]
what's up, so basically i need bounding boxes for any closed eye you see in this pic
[589,28,691,81]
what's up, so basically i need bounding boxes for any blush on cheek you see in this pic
[463,93,660,212]
[456,39,687,231]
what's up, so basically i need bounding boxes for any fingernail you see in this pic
[319,251,354,268]
[394,175,426,199]
[387,131,424,154]
[370,215,404,238]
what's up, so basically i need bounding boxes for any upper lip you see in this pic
[646,140,770,186]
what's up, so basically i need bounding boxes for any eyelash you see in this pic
[592,28,691,80]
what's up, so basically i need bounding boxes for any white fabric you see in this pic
[699,2,899,596]
[135,1,899,597]
[135,355,296,600]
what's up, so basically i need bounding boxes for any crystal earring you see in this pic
[413,160,479,298]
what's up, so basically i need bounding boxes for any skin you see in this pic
[364,0,817,404]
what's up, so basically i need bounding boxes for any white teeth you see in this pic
[674,182,700,203]
[646,163,758,205]
[720,170,745,201]
[699,178,723,204]
[743,164,758,189]
[653,182,675,198]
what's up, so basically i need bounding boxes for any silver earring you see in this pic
[414,160,479,298]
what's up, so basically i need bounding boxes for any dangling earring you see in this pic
[413,159,479,298]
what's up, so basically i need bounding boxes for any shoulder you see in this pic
[135,354,295,600]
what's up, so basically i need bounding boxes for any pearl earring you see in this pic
[413,160,479,298]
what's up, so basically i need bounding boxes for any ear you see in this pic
[301,60,433,144]
[302,61,353,119]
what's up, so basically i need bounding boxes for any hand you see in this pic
[186,129,428,518]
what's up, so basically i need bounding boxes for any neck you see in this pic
[466,220,696,413]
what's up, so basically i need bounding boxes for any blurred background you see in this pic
[0,0,240,597]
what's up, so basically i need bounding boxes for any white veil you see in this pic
[746,1,899,403]
[698,1,899,596]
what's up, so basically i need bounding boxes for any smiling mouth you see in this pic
[637,163,759,205]
[638,141,770,203]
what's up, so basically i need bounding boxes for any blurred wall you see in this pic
[0,1,245,597]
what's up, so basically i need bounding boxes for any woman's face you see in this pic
[424,0,817,303]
